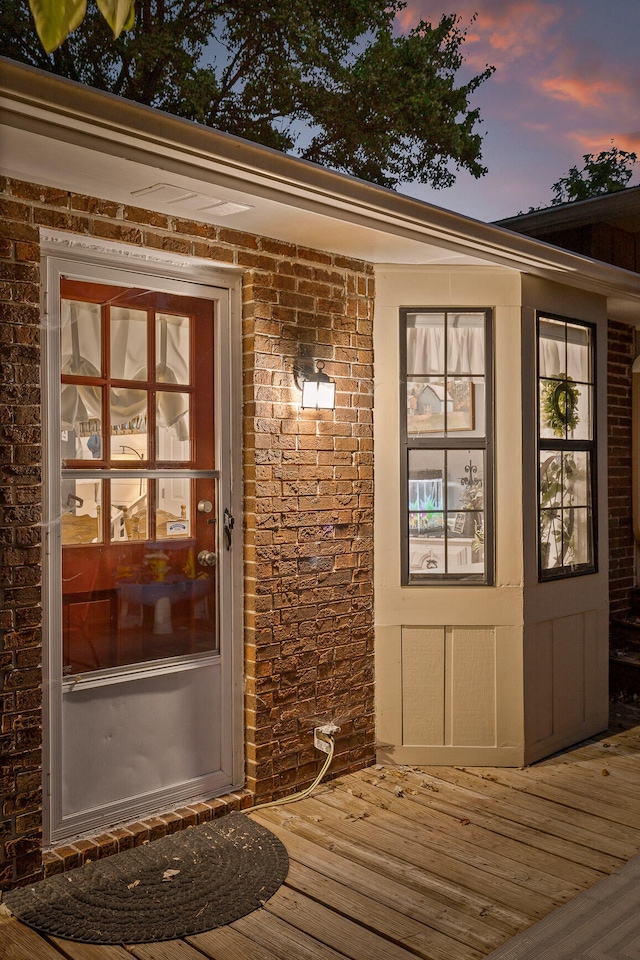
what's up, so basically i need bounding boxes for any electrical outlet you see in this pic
[314,723,340,754]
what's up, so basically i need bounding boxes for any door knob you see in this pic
[197,550,217,567]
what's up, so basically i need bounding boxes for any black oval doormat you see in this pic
[4,812,289,944]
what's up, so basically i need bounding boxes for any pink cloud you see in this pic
[395,0,640,196]
[540,75,626,109]
[396,1,565,72]
[569,130,640,155]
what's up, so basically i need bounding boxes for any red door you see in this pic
[60,280,219,674]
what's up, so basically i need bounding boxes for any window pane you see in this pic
[157,314,190,385]
[61,479,102,545]
[157,391,190,460]
[540,451,593,573]
[110,389,148,459]
[447,514,483,572]
[571,507,593,566]
[540,509,562,571]
[407,377,482,437]
[447,450,484,511]
[447,377,478,434]
[406,313,445,375]
[540,378,582,440]
[571,383,593,441]
[566,324,591,383]
[157,478,191,539]
[540,452,562,507]
[407,377,446,436]
[409,451,444,575]
[562,451,590,506]
[111,306,148,380]
[111,478,148,542]
[447,313,485,375]
[61,300,102,375]
[539,318,566,378]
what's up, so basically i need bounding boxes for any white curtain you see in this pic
[539,335,589,381]
[61,301,189,435]
[407,318,484,375]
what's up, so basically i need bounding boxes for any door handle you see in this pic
[223,508,234,550]
[197,550,217,567]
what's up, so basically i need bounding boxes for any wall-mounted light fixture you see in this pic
[294,359,336,410]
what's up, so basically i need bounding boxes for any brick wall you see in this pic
[0,177,375,888]
[242,248,375,800]
[0,183,43,890]
[608,319,636,619]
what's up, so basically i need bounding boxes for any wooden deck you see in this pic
[3,702,640,960]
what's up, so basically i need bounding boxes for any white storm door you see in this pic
[44,260,242,844]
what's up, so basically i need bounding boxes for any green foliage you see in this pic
[540,375,580,437]
[551,146,638,205]
[539,453,577,569]
[5,0,495,190]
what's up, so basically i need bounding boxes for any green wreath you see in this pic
[541,374,580,437]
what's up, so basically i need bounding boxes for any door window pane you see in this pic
[111,306,148,380]
[61,296,103,464]
[111,478,148,542]
[61,300,102,376]
[157,392,190,460]
[62,403,103,463]
[157,314,190,385]
[156,478,191,539]
[111,389,148,458]
[61,480,102,545]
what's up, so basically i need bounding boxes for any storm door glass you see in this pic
[60,281,219,674]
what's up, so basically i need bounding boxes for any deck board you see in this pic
[253,816,507,952]
[2,702,640,960]
[350,771,605,886]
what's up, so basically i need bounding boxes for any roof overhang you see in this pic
[3,58,640,322]
[496,186,640,237]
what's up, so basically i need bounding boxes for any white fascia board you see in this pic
[3,57,640,314]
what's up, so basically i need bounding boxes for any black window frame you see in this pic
[400,307,494,586]
[536,311,597,582]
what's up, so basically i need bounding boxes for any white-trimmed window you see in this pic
[538,313,596,580]
[401,309,493,584]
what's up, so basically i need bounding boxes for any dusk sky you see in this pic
[397,0,640,223]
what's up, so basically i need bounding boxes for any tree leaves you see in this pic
[551,146,638,205]
[9,0,495,190]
